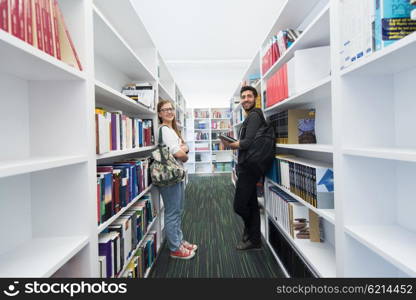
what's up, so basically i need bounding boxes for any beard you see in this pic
[242,101,256,112]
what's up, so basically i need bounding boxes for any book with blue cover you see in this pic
[375,0,416,50]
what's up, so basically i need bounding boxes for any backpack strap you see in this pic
[158,125,168,146]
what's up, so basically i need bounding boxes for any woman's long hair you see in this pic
[157,99,185,143]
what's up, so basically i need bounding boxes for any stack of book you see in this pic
[262,29,302,75]
[0,0,82,70]
[98,196,156,278]
[195,132,209,141]
[95,108,154,154]
[211,110,231,119]
[97,157,151,225]
[121,82,155,109]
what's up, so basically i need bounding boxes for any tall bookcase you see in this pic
[0,0,186,278]
[230,0,416,278]
[185,108,233,174]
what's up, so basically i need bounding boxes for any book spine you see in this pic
[45,0,53,56]
[34,0,42,50]
[18,0,24,40]
[25,0,32,44]
[55,1,82,70]
[0,0,8,32]
[52,0,60,59]
[11,0,19,37]
[41,0,50,54]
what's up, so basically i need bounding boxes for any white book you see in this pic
[99,256,106,278]
[112,217,132,263]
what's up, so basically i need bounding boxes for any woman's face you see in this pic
[158,103,175,123]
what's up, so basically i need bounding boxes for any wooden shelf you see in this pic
[0,236,88,277]
[0,156,87,179]
[0,30,85,81]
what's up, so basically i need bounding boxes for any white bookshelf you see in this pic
[0,0,186,278]
[184,108,233,174]
[229,0,416,278]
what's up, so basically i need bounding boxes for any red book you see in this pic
[0,0,8,32]
[25,0,33,45]
[34,0,43,50]
[51,0,60,59]
[44,0,53,56]
[17,0,25,40]
[11,0,19,38]
[41,0,50,54]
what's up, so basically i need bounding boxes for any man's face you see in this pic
[240,90,256,112]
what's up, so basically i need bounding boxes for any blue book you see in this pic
[375,0,416,50]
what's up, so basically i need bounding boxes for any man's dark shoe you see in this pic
[242,233,249,242]
[236,240,262,251]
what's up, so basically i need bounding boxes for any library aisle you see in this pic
[150,174,284,278]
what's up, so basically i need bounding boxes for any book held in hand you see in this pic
[219,133,237,143]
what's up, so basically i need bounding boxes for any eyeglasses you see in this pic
[160,108,175,113]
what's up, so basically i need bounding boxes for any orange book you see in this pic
[54,0,82,70]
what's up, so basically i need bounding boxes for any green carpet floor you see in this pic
[150,174,285,278]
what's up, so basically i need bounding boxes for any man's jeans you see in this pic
[159,181,185,251]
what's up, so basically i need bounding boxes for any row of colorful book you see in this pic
[97,157,151,225]
[121,82,155,110]
[194,132,209,141]
[212,142,230,151]
[266,155,334,209]
[194,110,209,119]
[269,109,317,144]
[211,110,231,119]
[95,108,154,155]
[121,232,157,278]
[213,162,232,172]
[98,197,156,278]
[340,0,416,70]
[0,0,82,70]
[266,185,324,242]
[261,29,302,75]
[211,120,230,130]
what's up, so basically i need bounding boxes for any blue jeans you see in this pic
[159,181,185,251]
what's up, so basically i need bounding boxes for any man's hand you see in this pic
[221,140,239,150]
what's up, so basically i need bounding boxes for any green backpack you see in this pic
[150,126,185,187]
